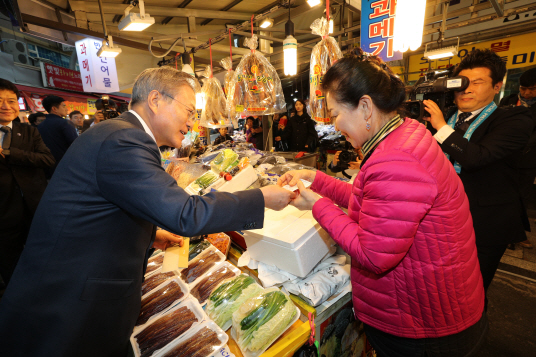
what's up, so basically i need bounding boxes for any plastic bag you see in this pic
[232,288,297,354]
[200,66,232,128]
[221,56,235,100]
[136,279,187,326]
[211,149,239,173]
[190,262,241,304]
[227,35,286,119]
[308,18,343,125]
[165,160,209,188]
[206,274,264,331]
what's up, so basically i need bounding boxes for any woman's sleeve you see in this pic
[312,156,437,274]
[310,171,352,208]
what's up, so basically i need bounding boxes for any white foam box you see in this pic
[218,164,258,193]
[241,205,336,278]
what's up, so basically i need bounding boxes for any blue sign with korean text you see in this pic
[361,0,403,62]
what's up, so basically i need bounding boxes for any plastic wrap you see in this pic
[308,18,343,125]
[145,253,164,276]
[211,149,239,173]
[221,57,235,100]
[227,35,286,119]
[232,288,298,355]
[199,66,231,128]
[165,160,209,188]
[136,279,188,326]
[132,298,204,357]
[205,233,231,256]
[180,246,225,285]
[158,321,229,357]
[142,270,177,296]
[190,262,241,305]
[206,275,264,331]
[189,240,212,261]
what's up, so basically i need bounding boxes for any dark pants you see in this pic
[0,223,29,286]
[365,312,488,357]
[477,244,508,293]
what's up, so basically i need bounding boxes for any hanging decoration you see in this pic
[227,17,286,119]
[308,16,343,125]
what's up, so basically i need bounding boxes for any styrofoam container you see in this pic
[131,297,206,357]
[179,245,227,289]
[141,269,180,299]
[190,262,242,306]
[134,277,190,332]
[154,320,229,357]
[145,252,165,277]
[242,205,336,277]
[218,165,258,193]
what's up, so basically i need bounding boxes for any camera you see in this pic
[101,95,119,120]
[403,69,469,121]
[338,150,359,170]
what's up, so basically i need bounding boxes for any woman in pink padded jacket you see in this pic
[278,50,487,357]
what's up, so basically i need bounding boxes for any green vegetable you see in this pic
[195,171,218,189]
[210,275,255,307]
[188,240,211,261]
[211,149,239,173]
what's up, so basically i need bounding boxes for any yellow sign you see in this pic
[87,99,97,115]
[408,32,536,82]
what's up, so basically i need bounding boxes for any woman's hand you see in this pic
[277,169,316,187]
[153,230,184,250]
[290,181,321,211]
[423,100,448,130]
[278,124,285,130]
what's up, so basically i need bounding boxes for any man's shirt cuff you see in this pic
[433,125,455,144]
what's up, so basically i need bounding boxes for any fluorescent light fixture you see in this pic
[97,37,122,58]
[393,0,426,52]
[425,45,458,60]
[283,35,297,76]
[84,115,89,119]
[329,19,334,34]
[307,0,321,7]
[195,92,205,110]
[118,0,154,31]
[182,63,195,76]
[260,18,273,28]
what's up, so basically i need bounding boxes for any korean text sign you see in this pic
[75,38,119,93]
[361,0,402,62]
[41,63,83,92]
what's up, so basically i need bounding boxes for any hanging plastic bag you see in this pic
[227,35,286,120]
[221,56,235,99]
[308,17,343,125]
[200,65,232,128]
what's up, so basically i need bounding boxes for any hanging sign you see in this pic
[361,0,403,62]
[75,38,120,93]
[40,62,83,92]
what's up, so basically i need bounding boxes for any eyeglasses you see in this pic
[162,93,196,121]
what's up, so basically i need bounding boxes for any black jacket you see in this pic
[213,133,233,145]
[37,114,78,177]
[500,93,536,168]
[281,113,318,152]
[0,121,55,227]
[440,106,533,246]
[0,112,265,357]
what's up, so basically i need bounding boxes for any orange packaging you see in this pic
[205,233,231,257]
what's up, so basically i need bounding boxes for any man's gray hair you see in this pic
[131,67,200,106]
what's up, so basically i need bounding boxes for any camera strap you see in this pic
[444,101,497,173]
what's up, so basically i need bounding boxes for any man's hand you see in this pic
[0,148,4,158]
[260,185,297,211]
[153,230,184,250]
[332,151,341,166]
[423,100,447,130]
[277,169,316,187]
[290,181,321,211]
[275,136,281,141]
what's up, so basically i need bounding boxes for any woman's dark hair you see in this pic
[453,49,506,86]
[520,68,536,87]
[294,99,306,112]
[0,78,20,98]
[322,48,405,113]
[42,95,65,113]
[28,112,46,125]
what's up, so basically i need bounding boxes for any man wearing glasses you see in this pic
[0,68,295,356]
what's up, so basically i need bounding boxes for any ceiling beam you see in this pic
[200,0,245,26]
[69,1,253,21]
[273,0,318,26]
[489,0,504,17]
[161,0,194,26]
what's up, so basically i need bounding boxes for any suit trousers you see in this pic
[364,312,488,357]
[477,244,508,293]
[0,222,29,286]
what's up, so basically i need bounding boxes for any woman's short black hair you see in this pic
[322,48,406,113]
[453,49,506,86]
[42,95,65,113]
[0,78,20,98]
[520,68,536,87]
[294,99,306,110]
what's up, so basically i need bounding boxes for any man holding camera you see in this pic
[423,49,533,296]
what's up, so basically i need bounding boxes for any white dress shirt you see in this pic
[129,110,157,145]
[433,106,487,144]
[0,120,13,147]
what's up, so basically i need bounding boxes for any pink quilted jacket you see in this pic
[311,119,484,339]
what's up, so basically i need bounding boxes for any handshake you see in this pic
[260,169,321,211]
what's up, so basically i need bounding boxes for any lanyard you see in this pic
[444,101,497,173]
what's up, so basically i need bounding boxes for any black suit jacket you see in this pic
[440,106,533,246]
[0,122,55,225]
[0,112,265,357]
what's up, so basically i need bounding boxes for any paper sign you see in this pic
[282,179,312,192]
[162,238,189,272]
[361,0,403,62]
[75,38,119,93]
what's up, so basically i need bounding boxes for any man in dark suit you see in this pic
[0,79,55,286]
[423,49,534,295]
[38,95,78,178]
[500,68,536,249]
[0,67,294,357]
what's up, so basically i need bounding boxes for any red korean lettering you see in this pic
[369,0,397,19]
[369,17,394,38]
[85,75,92,86]
[80,43,87,55]
[490,40,511,53]
[387,38,394,58]
[370,41,386,56]
[82,59,89,71]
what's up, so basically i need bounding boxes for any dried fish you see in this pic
[180,248,222,284]
[190,265,236,304]
[136,281,184,326]
[146,254,164,275]
[142,271,175,296]
[160,327,221,357]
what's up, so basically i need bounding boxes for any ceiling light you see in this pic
[260,18,273,28]
[307,0,321,7]
[293,98,297,101]
[295,89,298,92]
[393,0,426,52]
[84,115,89,119]
[118,0,155,31]
[181,52,195,76]
[283,6,297,76]
[425,45,458,60]
[329,19,333,34]
[97,36,122,58]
